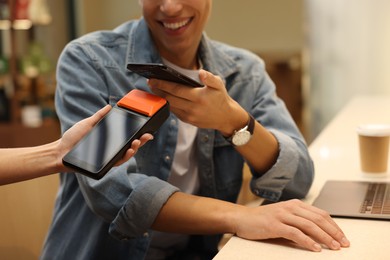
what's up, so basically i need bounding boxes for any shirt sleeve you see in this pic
[246,64,314,201]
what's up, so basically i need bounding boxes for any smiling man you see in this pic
[41,1,349,259]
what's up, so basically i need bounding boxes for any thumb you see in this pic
[88,105,112,125]
[199,69,225,90]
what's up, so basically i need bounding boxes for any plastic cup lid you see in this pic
[356,124,390,137]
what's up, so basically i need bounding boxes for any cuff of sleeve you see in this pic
[109,176,179,240]
[250,130,299,201]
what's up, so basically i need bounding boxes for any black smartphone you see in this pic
[62,90,170,180]
[127,63,203,88]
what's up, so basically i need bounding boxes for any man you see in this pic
[41,1,349,259]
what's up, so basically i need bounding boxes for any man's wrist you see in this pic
[224,112,255,146]
[220,108,250,137]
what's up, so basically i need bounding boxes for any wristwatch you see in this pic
[226,113,255,146]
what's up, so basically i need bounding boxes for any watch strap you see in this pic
[246,113,255,135]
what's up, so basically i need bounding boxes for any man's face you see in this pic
[140,0,212,58]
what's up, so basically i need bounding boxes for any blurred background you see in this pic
[1,0,389,259]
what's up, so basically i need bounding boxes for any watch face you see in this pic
[232,130,251,146]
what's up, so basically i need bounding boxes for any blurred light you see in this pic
[0,20,11,30]
[319,146,330,159]
[12,19,32,30]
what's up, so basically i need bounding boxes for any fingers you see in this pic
[130,133,153,152]
[148,69,225,99]
[90,105,112,125]
[297,203,350,248]
[148,78,195,101]
[280,214,338,252]
[236,200,350,253]
[73,105,112,134]
[277,223,323,252]
[138,133,154,146]
[278,200,350,251]
[114,133,154,166]
[198,69,225,90]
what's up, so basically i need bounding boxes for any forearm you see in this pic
[218,99,279,174]
[152,192,245,235]
[236,121,279,173]
[0,141,61,185]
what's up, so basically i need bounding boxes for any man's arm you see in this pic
[152,192,350,252]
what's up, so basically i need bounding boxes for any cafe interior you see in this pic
[1,0,389,259]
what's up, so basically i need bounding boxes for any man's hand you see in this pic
[234,199,350,252]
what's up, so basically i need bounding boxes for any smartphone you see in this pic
[62,90,169,180]
[127,63,203,88]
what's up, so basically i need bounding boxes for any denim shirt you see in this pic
[41,18,314,260]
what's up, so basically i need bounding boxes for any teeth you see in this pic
[163,19,189,30]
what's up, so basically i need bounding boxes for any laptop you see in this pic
[312,180,390,220]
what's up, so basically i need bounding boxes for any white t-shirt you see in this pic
[146,59,201,259]
[163,58,200,194]
[168,119,199,193]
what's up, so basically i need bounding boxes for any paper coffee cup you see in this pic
[356,124,390,174]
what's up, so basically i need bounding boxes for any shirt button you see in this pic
[143,232,149,237]
[202,135,209,143]
[170,119,176,125]
[164,155,171,162]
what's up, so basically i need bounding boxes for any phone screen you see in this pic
[63,107,148,175]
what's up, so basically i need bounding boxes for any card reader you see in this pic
[62,89,169,179]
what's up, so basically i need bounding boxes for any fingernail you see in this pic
[341,237,350,246]
[313,243,322,252]
[332,240,341,250]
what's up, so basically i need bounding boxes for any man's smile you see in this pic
[161,18,192,30]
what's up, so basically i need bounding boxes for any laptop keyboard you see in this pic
[360,183,390,214]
